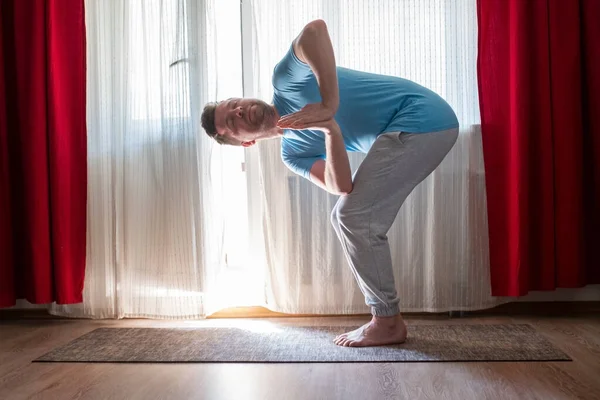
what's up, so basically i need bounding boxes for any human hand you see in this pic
[276,102,336,130]
[278,116,340,135]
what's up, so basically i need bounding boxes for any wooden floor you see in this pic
[1,314,599,400]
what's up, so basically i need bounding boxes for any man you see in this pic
[201,20,458,347]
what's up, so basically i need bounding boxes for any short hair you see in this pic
[201,102,238,146]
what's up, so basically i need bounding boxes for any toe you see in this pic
[334,334,347,343]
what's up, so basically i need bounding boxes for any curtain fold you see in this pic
[477,0,600,296]
[0,0,87,307]
[49,0,247,319]
[247,0,508,313]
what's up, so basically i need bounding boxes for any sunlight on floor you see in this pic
[183,318,283,333]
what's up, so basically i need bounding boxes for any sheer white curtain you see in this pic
[247,0,510,313]
[50,0,263,319]
[44,0,510,319]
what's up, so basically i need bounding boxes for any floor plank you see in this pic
[1,315,599,400]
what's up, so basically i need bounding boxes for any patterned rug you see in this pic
[34,324,571,363]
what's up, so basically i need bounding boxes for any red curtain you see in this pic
[0,0,87,307]
[477,0,600,296]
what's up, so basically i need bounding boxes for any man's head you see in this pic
[201,98,280,146]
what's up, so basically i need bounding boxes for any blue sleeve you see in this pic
[282,154,323,180]
[281,145,324,180]
[272,44,313,93]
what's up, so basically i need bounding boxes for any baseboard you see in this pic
[0,309,58,320]
[208,306,361,319]
[1,302,599,320]
[464,301,600,316]
[209,301,600,318]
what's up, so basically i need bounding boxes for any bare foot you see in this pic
[334,314,407,347]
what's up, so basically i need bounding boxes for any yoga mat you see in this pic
[34,324,571,363]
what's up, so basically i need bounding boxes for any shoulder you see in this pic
[280,136,298,159]
[280,138,301,173]
[281,135,315,164]
[293,19,328,62]
[272,46,312,92]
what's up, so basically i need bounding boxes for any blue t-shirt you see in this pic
[272,45,459,179]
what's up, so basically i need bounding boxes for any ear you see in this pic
[241,140,256,147]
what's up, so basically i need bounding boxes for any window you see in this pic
[210,0,249,269]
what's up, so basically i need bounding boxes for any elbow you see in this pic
[335,183,353,196]
[306,19,327,32]
[303,19,328,37]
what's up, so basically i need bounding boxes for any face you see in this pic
[214,98,276,146]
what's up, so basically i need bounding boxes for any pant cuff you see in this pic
[371,304,400,317]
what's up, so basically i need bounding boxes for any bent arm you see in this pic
[309,122,353,196]
[293,19,339,113]
[293,21,350,195]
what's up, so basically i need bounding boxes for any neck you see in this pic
[260,126,284,140]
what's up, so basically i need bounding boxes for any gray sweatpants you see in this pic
[330,128,459,317]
